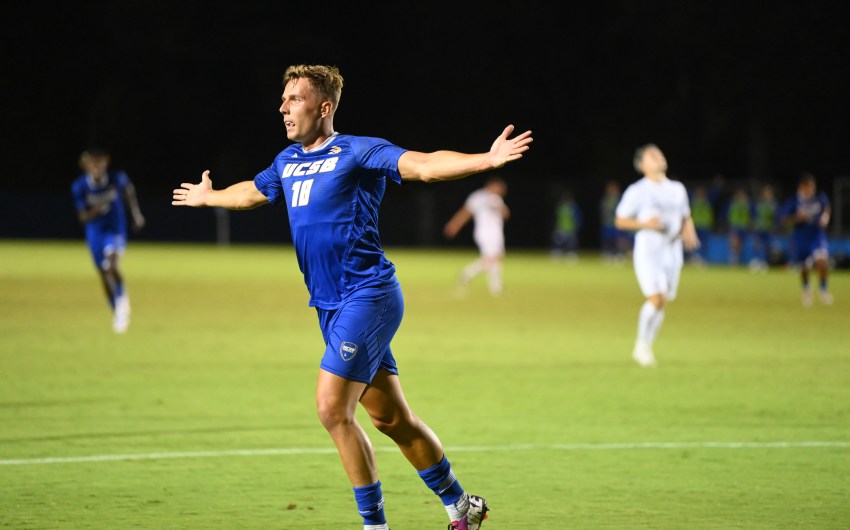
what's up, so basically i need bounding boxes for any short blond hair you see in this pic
[282,64,344,109]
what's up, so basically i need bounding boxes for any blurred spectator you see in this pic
[750,183,778,271]
[688,184,714,265]
[599,180,629,262]
[551,189,582,262]
[726,187,753,265]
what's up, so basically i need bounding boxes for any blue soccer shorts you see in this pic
[87,231,126,270]
[317,287,404,384]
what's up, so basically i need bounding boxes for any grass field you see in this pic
[1,240,848,529]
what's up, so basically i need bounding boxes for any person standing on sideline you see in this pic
[726,187,753,265]
[615,144,699,367]
[443,176,510,296]
[71,149,145,333]
[173,65,532,530]
[550,189,582,262]
[600,180,628,263]
[750,183,778,271]
[779,173,833,306]
[688,185,714,265]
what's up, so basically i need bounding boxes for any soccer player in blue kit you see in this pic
[72,149,146,333]
[779,172,833,306]
[173,65,532,530]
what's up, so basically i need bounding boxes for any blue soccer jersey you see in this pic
[780,191,830,261]
[254,133,407,309]
[71,170,130,239]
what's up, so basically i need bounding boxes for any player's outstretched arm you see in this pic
[172,170,269,210]
[444,207,472,239]
[399,125,533,183]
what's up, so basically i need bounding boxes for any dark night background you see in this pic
[3,1,849,249]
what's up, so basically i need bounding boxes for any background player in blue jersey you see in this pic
[779,173,833,306]
[72,149,145,333]
[172,65,532,530]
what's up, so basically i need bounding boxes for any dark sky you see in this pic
[4,1,850,245]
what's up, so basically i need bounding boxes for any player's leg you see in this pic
[813,244,833,304]
[632,250,666,366]
[459,257,484,286]
[361,371,489,529]
[796,239,814,306]
[316,290,408,529]
[478,235,505,296]
[104,235,130,332]
[316,370,387,529]
[88,233,116,310]
[482,255,503,296]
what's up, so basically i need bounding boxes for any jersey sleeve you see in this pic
[464,192,479,212]
[352,136,407,185]
[615,185,638,218]
[253,156,285,205]
[678,183,691,217]
[114,170,131,191]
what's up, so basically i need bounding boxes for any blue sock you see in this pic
[418,455,464,505]
[820,278,827,291]
[353,481,386,526]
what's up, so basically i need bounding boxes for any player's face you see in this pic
[798,181,815,199]
[279,78,325,147]
[83,156,109,180]
[640,147,668,175]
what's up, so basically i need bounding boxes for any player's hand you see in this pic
[132,214,146,232]
[643,216,664,231]
[487,125,533,169]
[820,212,830,228]
[173,170,213,207]
[683,233,701,251]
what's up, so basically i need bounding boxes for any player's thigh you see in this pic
[475,233,505,258]
[633,252,668,297]
[359,370,414,425]
[319,288,404,384]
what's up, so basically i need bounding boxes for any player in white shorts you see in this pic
[444,176,510,296]
[615,144,700,366]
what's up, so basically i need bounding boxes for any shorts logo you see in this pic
[340,342,358,361]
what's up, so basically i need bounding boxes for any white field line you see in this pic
[1,441,848,466]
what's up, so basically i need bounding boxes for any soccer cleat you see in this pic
[801,290,813,308]
[818,290,834,305]
[632,340,656,367]
[447,495,489,530]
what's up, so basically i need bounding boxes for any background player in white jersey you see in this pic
[615,144,699,367]
[71,149,145,333]
[443,176,510,296]
[173,65,532,530]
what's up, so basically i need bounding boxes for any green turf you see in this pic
[1,240,848,529]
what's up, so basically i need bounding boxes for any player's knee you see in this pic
[369,410,416,438]
[315,397,353,431]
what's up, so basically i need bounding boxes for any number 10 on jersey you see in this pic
[291,179,314,207]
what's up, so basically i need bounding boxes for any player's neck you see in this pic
[645,172,666,182]
[300,126,338,152]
